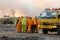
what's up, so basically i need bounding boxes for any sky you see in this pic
[0,0,60,18]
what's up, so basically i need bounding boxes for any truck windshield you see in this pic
[40,11,57,19]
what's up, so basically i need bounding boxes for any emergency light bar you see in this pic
[57,8,60,10]
[45,8,58,10]
[52,8,58,10]
[45,8,51,10]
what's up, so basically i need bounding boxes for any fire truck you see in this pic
[40,8,60,34]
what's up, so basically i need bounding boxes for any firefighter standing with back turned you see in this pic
[21,17,27,33]
[31,16,38,33]
[16,16,23,33]
[16,17,21,33]
[27,17,33,33]
[35,16,38,33]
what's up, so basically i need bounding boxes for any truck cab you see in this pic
[40,8,58,34]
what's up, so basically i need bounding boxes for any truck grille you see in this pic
[43,22,50,25]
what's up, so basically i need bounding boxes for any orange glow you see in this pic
[0,9,27,18]
[0,0,60,18]
[14,9,27,17]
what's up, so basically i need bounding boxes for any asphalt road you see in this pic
[0,24,59,40]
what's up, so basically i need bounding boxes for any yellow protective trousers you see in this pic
[35,25,38,33]
[27,25,31,32]
[22,25,27,32]
[16,24,21,33]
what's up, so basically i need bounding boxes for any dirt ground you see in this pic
[0,24,59,40]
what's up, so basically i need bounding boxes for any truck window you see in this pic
[58,15,60,18]
[40,11,57,19]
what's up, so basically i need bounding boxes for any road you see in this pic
[0,24,59,40]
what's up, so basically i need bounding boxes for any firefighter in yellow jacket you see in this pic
[31,16,38,33]
[27,17,33,33]
[16,16,23,33]
[35,16,39,33]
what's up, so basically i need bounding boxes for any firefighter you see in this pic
[35,16,39,33]
[16,16,23,33]
[27,17,33,33]
[31,16,38,33]
[16,17,21,33]
[21,17,27,33]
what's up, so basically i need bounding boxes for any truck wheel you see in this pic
[42,29,48,34]
[57,23,60,35]
[57,27,60,35]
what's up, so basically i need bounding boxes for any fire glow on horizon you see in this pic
[0,0,60,18]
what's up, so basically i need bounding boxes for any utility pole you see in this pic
[12,10,15,17]
[11,10,15,17]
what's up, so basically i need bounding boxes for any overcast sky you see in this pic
[0,0,60,17]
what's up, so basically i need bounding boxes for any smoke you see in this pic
[0,0,60,17]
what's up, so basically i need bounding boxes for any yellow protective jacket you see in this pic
[27,19,33,32]
[32,18,38,25]
[16,18,21,32]
[32,18,38,33]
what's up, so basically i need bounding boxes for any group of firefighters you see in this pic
[16,16,39,33]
